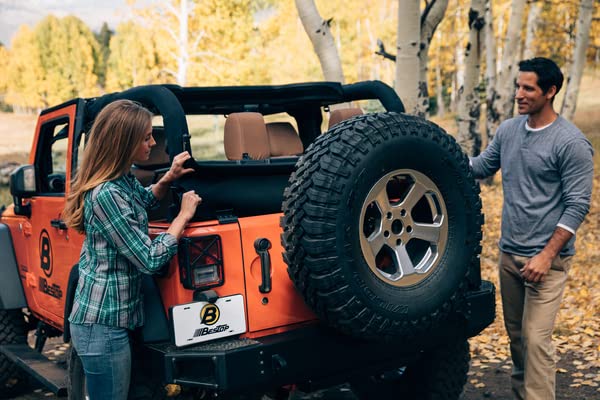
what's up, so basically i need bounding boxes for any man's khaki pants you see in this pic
[499,252,571,400]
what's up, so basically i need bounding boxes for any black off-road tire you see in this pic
[351,339,470,400]
[67,346,85,400]
[68,344,173,400]
[0,309,28,397]
[281,112,482,340]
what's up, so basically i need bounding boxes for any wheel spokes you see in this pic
[399,181,428,211]
[392,244,416,278]
[411,222,443,244]
[374,189,392,215]
[367,230,386,259]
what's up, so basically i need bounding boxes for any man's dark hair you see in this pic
[518,57,564,97]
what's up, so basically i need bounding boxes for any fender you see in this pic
[63,264,79,342]
[0,223,27,309]
[63,264,170,344]
[137,274,170,343]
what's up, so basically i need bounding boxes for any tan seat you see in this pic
[328,108,364,129]
[265,122,303,157]
[132,126,170,186]
[224,112,270,160]
[225,114,304,160]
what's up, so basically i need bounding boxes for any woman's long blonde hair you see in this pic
[63,99,152,233]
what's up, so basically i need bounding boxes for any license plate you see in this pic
[171,294,246,347]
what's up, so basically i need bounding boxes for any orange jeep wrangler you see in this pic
[0,81,495,399]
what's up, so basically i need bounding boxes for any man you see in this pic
[470,57,594,400]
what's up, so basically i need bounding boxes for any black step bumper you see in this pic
[146,280,495,394]
[464,280,496,337]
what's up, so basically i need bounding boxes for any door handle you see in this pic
[254,238,272,294]
[50,219,68,230]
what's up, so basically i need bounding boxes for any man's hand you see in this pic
[520,253,553,283]
[520,226,573,283]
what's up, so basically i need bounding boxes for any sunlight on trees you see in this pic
[0,0,597,126]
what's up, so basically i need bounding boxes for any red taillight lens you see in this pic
[178,236,224,290]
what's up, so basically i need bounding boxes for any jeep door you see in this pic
[25,104,84,328]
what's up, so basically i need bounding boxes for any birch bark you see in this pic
[457,0,485,157]
[295,0,345,83]
[417,0,449,117]
[561,0,594,121]
[496,0,526,120]
[396,0,421,115]
[523,1,542,60]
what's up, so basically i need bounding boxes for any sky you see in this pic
[0,0,135,46]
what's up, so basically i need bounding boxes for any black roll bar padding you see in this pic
[341,80,406,113]
[84,85,191,161]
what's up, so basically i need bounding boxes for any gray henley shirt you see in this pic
[470,115,594,257]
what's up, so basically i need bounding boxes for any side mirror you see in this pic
[10,165,36,217]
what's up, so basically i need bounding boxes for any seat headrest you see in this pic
[266,122,303,157]
[328,108,364,129]
[135,126,170,167]
[224,112,270,160]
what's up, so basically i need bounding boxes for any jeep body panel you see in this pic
[151,214,316,338]
[237,214,315,333]
[0,223,27,309]
[23,105,84,329]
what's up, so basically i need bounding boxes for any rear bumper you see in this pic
[146,280,495,394]
[464,280,496,337]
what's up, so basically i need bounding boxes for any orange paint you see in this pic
[3,102,317,340]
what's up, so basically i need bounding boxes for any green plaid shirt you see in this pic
[69,174,178,330]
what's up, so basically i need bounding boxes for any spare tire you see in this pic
[281,112,482,339]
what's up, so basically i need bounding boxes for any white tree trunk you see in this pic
[417,0,449,117]
[436,39,445,117]
[295,0,345,83]
[450,71,458,113]
[452,35,465,114]
[396,0,420,115]
[561,0,594,121]
[484,0,498,146]
[496,0,526,120]
[457,0,485,157]
[177,0,189,86]
[523,0,542,60]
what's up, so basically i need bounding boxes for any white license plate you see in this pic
[171,294,246,347]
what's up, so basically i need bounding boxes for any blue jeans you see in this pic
[70,323,131,400]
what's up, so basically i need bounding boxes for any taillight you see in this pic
[178,236,224,290]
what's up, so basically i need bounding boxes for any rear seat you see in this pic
[224,112,303,160]
[265,122,303,157]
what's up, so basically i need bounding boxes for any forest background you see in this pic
[0,0,598,397]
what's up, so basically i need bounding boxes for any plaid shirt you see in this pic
[69,174,178,330]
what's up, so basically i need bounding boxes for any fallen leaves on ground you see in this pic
[468,163,600,390]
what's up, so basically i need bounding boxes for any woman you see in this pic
[63,99,201,399]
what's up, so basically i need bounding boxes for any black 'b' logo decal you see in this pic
[40,230,53,277]
[200,304,220,325]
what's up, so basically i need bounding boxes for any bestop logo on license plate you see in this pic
[171,294,246,347]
